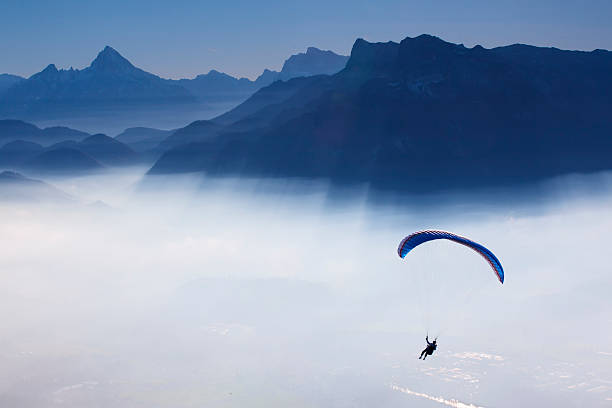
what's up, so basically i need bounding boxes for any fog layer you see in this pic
[1,170,611,407]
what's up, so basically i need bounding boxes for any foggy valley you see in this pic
[1,169,611,407]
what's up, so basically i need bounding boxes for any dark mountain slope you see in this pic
[27,148,103,173]
[0,140,44,167]
[150,35,612,191]
[77,134,138,165]
[0,128,138,173]
[1,133,137,173]
[157,120,223,151]
[278,47,349,80]
[217,76,334,134]
[47,134,137,166]
[177,70,260,103]
[0,46,349,133]
[1,47,195,116]
[115,127,173,152]
[0,74,24,94]
[0,119,89,146]
[176,47,348,105]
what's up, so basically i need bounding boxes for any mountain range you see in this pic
[3,34,611,192]
[0,128,140,173]
[0,170,71,202]
[115,127,174,152]
[0,74,24,94]
[149,34,612,191]
[0,46,349,134]
[0,119,90,146]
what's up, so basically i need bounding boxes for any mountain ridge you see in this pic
[0,170,73,202]
[149,34,612,191]
[0,46,349,133]
[0,119,90,146]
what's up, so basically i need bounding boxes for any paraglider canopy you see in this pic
[397,230,504,283]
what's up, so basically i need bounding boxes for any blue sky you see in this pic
[2,0,611,79]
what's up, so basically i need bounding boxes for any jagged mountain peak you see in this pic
[412,33,446,42]
[30,63,60,80]
[305,47,337,56]
[89,46,136,73]
[42,63,58,72]
[205,69,235,79]
[399,34,463,53]
[278,47,349,80]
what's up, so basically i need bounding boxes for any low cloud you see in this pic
[1,171,612,407]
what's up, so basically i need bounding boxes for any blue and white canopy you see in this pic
[397,230,504,284]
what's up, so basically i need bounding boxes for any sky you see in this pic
[2,0,612,79]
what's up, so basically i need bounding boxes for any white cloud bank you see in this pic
[1,171,612,407]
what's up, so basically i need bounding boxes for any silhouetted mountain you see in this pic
[157,120,223,151]
[0,126,139,173]
[42,126,91,142]
[174,47,347,103]
[0,170,72,202]
[27,148,103,173]
[212,75,331,128]
[176,70,259,103]
[0,46,349,133]
[150,35,612,191]
[0,120,39,142]
[78,134,138,165]
[0,119,89,146]
[0,74,24,94]
[48,133,137,166]
[278,47,348,80]
[89,46,137,74]
[115,127,173,152]
[0,47,194,118]
[0,140,44,167]
[254,69,280,87]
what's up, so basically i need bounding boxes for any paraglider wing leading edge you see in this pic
[397,230,504,284]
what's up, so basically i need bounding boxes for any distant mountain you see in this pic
[0,170,72,202]
[0,46,194,117]
[115,127,173,152]
[211,75,333,128]
[254,69,280,87]
[75,134,138,165]
[277,47,349,80]
[47,134,137,166]
[27,148,103,173]
[175,47,348,102]
[0,46,349,134]
[0,131,137,173]
[0,140,44,167]
[0,119,89,146]
[158,56,347,150]
[150,35,612,191]
[156,120,223,151]
[0,74,24,94]
[176,70,260,103]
